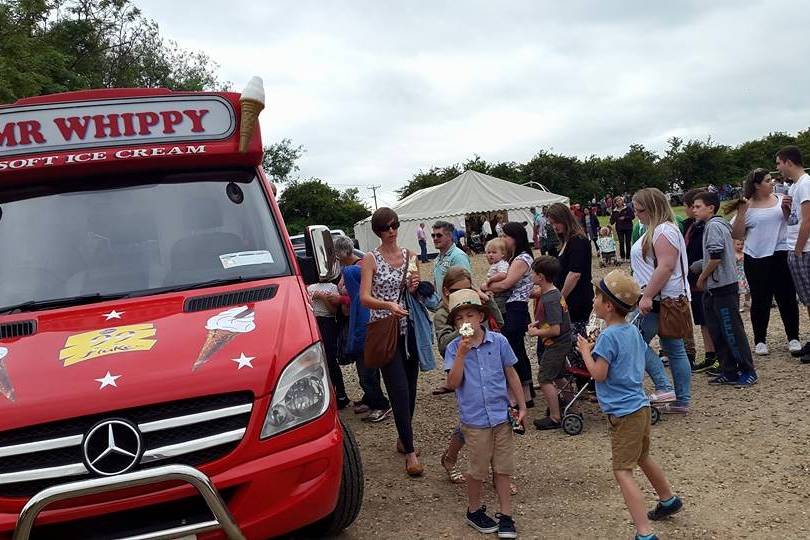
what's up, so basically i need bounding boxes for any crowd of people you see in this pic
[305,145,810,539]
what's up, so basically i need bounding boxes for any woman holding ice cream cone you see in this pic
[360,207,424,477]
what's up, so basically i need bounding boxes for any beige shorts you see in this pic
[608,407,651,470]
[461,422,514,481]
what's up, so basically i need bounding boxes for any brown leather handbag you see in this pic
[655,250,692,339]
[364,257,408,369]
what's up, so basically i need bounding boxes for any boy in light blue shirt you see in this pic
[445,289,525,539]
[576,270,683,540]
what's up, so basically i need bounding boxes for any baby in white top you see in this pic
[597,227,617,267]
[484,238,510,316]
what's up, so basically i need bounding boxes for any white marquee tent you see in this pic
[354,170,569,255]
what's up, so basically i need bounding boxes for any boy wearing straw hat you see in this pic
[445,289,526,539]
[575,270,683,540]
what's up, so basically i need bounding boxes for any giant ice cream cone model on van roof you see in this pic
[239,76,266,153]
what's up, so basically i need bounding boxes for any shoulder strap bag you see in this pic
[653,230,692,339]
[364,250,409,369]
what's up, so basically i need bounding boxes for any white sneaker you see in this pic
[788,339,803,353]
[754,342,769,355]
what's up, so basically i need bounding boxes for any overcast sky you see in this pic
[138,0,810,207]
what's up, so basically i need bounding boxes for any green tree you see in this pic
[262,138,305,183]
[521,150,587,201]
[0,0,226,103]
[661,137,734,191]
[278,179,371,235]
[728,132,797,179]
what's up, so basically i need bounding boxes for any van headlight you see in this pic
[261,343,331,438]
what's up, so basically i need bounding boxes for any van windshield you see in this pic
[0,169,290,312]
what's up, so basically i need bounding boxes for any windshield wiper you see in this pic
[0,292,132,315]
[0,277,270,315]
[126,276,265,298]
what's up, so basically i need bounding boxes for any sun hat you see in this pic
[448,289,488,320]
[593,269,641,311]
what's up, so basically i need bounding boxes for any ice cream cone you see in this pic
[238,98,264,153]
[0,359,15,402]
[193,329,237,371]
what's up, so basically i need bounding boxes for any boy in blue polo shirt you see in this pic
[576,270,683,540]
[445,289,526,539]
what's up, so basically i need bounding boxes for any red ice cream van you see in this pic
[0,80,363,539]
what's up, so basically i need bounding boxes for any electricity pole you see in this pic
[368,185,381,209]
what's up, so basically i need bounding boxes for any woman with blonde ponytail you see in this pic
[630,188,692,414]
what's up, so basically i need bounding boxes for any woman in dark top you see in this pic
[546,203,593,336]
[610,195,635,262]
[486,222,536,405]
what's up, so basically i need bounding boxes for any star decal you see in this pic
[95,371,121,389]
[103,310,124,320]
[232,353,255,370]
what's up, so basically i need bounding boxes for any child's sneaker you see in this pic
[735,371,758,388]
[691,357,715,373]
[709,374,738,385]
[647,390,676,403]
[647,495,683,520]
[635,534,659,540]
[533,417,561,431]
[705,363,722,377]
[495,513,517,539]
[466,505,498,533]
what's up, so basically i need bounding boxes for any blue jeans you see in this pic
[640,312,692,405]
[636,310,692,406]
[418,239,428,262]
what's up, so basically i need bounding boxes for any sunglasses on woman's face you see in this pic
[377,221,400,232]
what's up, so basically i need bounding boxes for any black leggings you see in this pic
[743,251,800,344]
[380,329,420,454]
[502,301,532,385]
[617,229,632,260]
[316,316,347,399]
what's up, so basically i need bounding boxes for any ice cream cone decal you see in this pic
[0,347,14,402]
[193,306,256,371]
[238,76,265,153]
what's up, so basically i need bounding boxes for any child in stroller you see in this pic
[597,226,619,267]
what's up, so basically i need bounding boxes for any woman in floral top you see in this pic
[484,222,536,406]
[360,207,423,477]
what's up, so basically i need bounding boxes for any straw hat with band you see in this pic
[448,289,489,320]
[592,269,641,311]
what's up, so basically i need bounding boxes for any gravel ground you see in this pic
[334,252,810,540]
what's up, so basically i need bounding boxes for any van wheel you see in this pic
[307,419,364,537]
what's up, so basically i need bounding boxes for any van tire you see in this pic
[306,419,364,537]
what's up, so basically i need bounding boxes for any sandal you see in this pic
[441,451,466,484]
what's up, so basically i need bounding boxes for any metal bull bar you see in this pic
[13,464,245,540]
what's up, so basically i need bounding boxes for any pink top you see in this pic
[416,227,426,241]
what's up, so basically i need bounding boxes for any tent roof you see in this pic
[356,170,568,225]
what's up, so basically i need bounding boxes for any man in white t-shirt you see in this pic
[776,145,810,362]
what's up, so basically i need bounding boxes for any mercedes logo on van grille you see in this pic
[83,419,143,476]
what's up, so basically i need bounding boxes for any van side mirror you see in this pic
[298,225,340,285]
